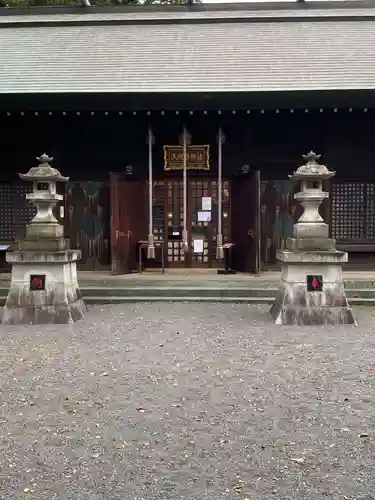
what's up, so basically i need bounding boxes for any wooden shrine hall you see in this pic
[1,1,375,272]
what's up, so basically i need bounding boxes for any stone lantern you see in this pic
[19,153,69,246]
[2,154,86,325]
[270,152,356,325]
[289,151,335,249]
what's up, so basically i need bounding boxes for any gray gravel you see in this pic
[0,304,375,500]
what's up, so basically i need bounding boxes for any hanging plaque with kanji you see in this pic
[163,145,210,171]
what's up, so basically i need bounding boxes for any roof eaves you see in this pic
[2,14,375,29]
[1,0,375,16]
[2,5,375,27]
[1,0,375,19]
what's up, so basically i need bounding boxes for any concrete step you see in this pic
[80,287,375,299]
[0,296,372,305]
[1,278,375,289]
[80,286,278,298]
[0,287,374,305]
[85,296,375,305]
[1,286,374,298]
[83,296,275,304]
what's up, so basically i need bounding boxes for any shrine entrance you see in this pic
[110,172,261,273]
[162,178,230,267]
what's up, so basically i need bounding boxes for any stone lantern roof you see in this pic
[290,151,335,180]
[19,154,69,183]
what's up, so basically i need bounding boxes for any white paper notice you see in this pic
[198,211,211,222]
[202,197,212,211]
[193,239,204,253]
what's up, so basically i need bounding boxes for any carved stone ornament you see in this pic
[290,151,335,180]
[19,154,69,182]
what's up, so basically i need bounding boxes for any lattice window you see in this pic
[152,181,165,242]
[0,183,36,241]
[0,184,15,240]
[190,180,210,264]
[166,180,185,263]
[210,180,230,262]
[331,182,375,241]
[13,183,36,240]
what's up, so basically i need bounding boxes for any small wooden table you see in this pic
[137,240,165,274]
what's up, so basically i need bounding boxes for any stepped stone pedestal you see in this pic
[270,152,356,325]
[2,154,86,324]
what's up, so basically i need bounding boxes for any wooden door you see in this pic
[189,179,212,267]
[110,173,147,274]
[231,170,261,273]
[65,181,110,271]
[165,178,231,268]
[188,179,230,267]
[165,179,185,267]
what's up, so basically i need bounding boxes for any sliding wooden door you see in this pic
[110,173,147,274]
[231,170,261,273]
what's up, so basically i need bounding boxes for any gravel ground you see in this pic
[0,304,375,500]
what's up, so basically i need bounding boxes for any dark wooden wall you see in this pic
[1,108,374,269]
[0,110,375,181]
[65,182,110,271]
[1,109,374,180]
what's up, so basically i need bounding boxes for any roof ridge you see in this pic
[1,2,375,26]
[1,0,375,19]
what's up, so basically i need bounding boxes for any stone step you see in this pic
[0,287,374,305]
[0,286,374,296]
[0,296,373,305]
[2,278,375,288]
[81,286,278,298]
[0,286,374,298]
[84,296,275,304]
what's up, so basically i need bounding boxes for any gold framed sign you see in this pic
[164,145,210,171]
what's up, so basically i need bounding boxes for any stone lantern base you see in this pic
[2,250,86,325]
[270,249,356,325]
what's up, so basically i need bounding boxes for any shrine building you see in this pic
[1,1,375,272]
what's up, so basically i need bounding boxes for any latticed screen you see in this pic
[190,180,210,264]
[210,179,230,262]
[0,183,36,241]
[152,181,165,242]
[0,184,15,240]
[167,180,185,264]
[331,182,375,241]
[163,179,230,266]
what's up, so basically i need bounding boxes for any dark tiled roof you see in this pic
[1,3,375,94]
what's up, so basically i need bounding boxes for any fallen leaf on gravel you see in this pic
[290,456,306,465]
[359,432,369,438]
[231,478,245,490]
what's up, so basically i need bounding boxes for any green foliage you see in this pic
[2,0,200,6]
